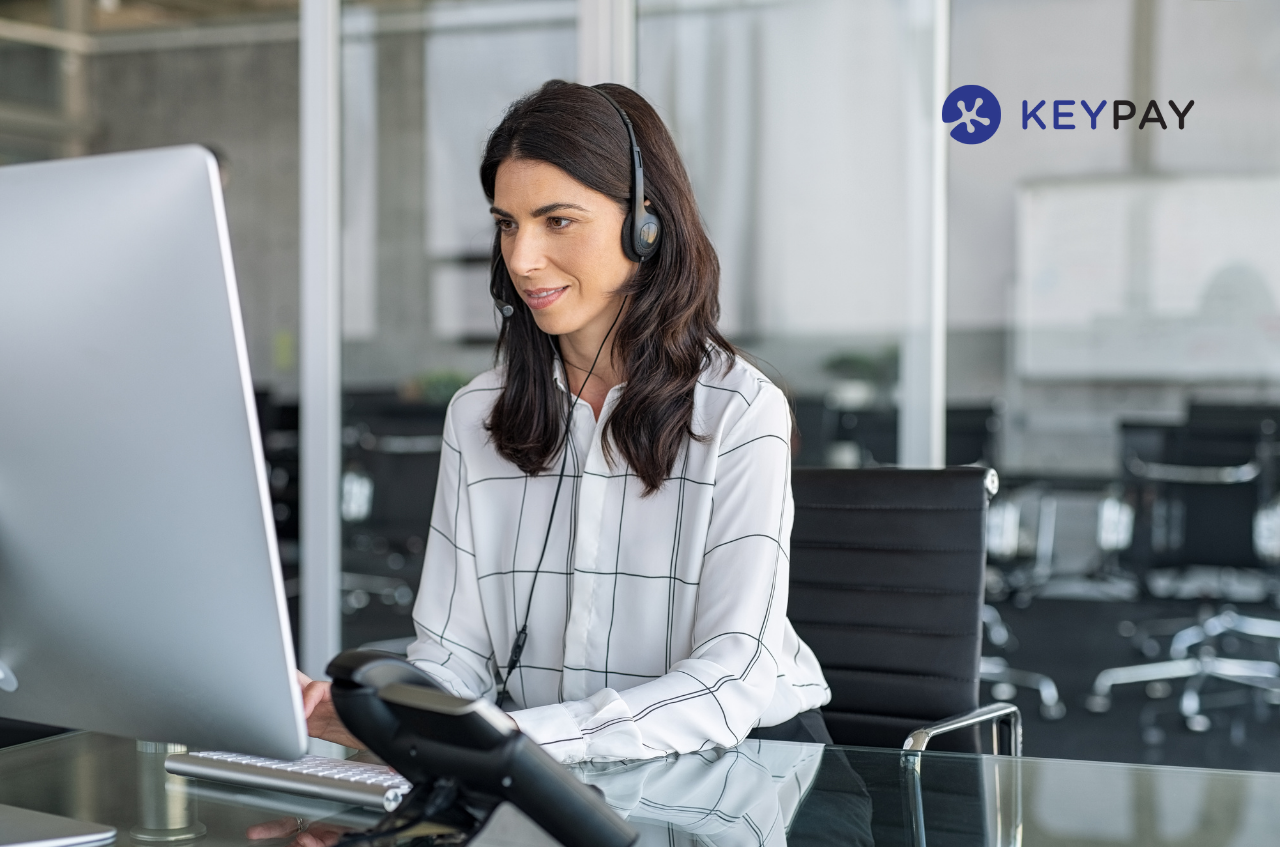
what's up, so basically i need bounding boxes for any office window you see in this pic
[0,0,306,641]
[951,0,1280,649]
[638,0,945,469]
[944,0,1280,476]
[334,0,576,648]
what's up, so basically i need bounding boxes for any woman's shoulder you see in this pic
[696,350,783,405]
[449,368,504,406]
[442,368,503,439]
[694,351,789,432]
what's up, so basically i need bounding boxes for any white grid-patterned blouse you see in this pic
[406,352,831,763]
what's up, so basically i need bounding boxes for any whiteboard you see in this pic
[1015,175,1280,380]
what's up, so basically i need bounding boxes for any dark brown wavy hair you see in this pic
[481,80,734,494]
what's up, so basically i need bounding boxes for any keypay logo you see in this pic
[942,84,1001,144]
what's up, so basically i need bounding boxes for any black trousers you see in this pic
[746,709,833,745]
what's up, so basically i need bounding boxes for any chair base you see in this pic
[981,656,1066,720]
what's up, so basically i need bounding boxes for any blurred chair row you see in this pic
[984,403,1280,743]
[792,400,997,470]
[795,397,1280,742]
[255,390,445,642]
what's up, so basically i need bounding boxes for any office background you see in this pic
[5,0,1280,781]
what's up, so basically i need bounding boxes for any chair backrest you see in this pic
[790,467,994,752]
[1121,416,1269,570]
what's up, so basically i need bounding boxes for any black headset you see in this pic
[593,86,663,263]
[492,85,662,320]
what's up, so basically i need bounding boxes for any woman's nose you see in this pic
[505,227,545,277]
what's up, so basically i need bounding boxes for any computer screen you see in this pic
[0,146,307,760]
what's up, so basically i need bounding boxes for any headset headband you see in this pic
[591,86,661,262]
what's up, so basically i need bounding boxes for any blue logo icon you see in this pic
[942,85,1001,144]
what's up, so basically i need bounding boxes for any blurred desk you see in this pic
[4,732,1280,846]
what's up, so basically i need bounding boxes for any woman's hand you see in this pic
[246,816,349,847]
[297,670,365,750]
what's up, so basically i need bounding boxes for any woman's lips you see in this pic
[523,286,568,310]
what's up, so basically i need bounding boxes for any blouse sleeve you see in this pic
[405,403,498,701]
[508,384,794,763]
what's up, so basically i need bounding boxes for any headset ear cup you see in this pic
[634,211,661,261]
[620,210,640,263]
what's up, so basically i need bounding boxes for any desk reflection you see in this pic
[571,741,872,847]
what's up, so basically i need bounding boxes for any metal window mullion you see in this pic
[577,0,636,87]
[899,0,950,469]
[299,0,343,679]
[926,0,950,469]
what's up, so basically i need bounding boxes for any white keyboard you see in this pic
[165,751,412,812]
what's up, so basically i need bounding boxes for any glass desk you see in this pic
[3,731,1280,846]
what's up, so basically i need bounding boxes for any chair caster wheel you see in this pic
[1186,714,1211,733]
[991,683,1017,701]
[1085,694,1111,713]
[1040,702,1066,720]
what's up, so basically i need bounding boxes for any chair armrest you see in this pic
[1126,453,1259,484]
[902,702,1022,756]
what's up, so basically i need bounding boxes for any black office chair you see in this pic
[1084,410,1280,734]
[790,467,1017,755]
[789,468,1019,847]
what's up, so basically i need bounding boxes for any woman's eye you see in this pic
[495,219,515,233]
[548,217,570,229]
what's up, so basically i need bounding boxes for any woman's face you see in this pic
[491,158,634,339]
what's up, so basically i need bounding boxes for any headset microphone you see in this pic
[490,246,517,319]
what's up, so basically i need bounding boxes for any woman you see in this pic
[303,80,830,763]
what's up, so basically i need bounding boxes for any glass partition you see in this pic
[955,0,1280,766]
[638,0,957,470]
[0,0,304,643]
[334,0,577,649]
[949,0,1280,598]
[0,38,62,163]
[331,0,952,648]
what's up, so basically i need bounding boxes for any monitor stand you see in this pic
[0,804,116,847]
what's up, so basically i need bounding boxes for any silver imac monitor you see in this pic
[0,146,308,760]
